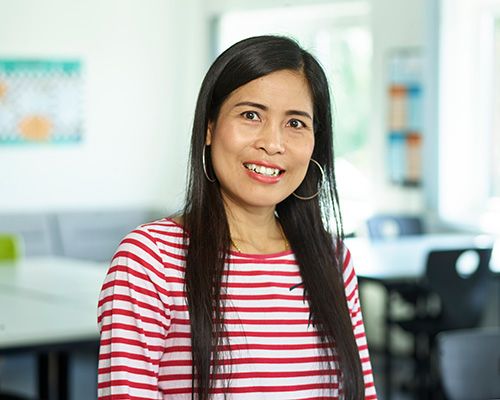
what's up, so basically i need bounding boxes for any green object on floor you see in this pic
[0,234,21,261]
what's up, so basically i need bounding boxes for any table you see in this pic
[345,233,499,400]
[346,233,499,279]
[0,257,108,399]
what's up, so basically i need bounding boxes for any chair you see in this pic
[366,214,424,240]
[364,214,425,398]
[55,209,164,262]
[0,213,57,256]
[437,328,500,400]
[364,214,426,310]
[0,234,21,261]
[392,247,494,398]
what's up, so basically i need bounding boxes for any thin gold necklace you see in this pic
[230,225,289,253]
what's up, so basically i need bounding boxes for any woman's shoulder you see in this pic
[115,216,186,254]
[109,216,187,276]
[134,216,186,242]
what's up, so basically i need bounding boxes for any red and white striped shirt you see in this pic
[97,218,377,399]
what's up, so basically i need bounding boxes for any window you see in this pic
[492,18,500,199]
[214,2,373,232]
[439,0,500,234]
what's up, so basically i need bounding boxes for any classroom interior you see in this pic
[1,0,499,399]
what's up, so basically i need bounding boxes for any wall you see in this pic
[0,0,206,214]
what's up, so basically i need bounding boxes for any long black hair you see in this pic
[183,35,364,399]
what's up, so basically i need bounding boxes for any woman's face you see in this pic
[206,69,315,211]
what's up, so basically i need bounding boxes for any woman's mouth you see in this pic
[243,163,284,177]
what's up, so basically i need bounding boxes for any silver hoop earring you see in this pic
[293,158,324,200]
[202,144,216,183]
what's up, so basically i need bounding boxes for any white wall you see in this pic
[0,0,206,214]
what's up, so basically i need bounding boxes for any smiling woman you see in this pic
[206,70,315,224]
[97,36,377,400]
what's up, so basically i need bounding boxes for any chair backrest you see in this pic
[0,213,57,256]
[366,214,424,240]
[55,209,163,262]
[0,234,22,261]
[424,247,493,329]
[437,328,500,400]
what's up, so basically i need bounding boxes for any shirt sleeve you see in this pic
[343,248,378,400]
[97,226,171,399]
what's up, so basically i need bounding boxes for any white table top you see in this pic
[0,256,108,350]
[345,233,499,280]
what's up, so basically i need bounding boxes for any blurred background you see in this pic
[0,0,499,399]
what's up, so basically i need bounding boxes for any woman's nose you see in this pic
[255,122,285,155]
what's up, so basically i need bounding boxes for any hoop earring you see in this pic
[293,158,324,200]
[202,144,216,183]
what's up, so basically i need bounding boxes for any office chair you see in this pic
[0,213,57,256]
[437,328,500,400]
[366,214,424,240]
[0,234,21,262]
[366,214,426,335]
[365,214,426,310]
[392,247,494,398]
[362,214,425,399]
[55,208,164,261]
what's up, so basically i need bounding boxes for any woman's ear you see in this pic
[206,123,213,145]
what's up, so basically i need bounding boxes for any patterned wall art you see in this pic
[0,59,83,145]
[386,49,423,186]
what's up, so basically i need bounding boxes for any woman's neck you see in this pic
[223,202,287,255]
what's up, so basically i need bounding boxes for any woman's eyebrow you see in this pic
[234,101,268,111]
[234,101,312,120]
[285,110,313,121]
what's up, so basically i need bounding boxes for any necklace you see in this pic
[230,225,289,253]
[230,238,244,253]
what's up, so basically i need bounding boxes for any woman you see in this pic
[98,35,376,399]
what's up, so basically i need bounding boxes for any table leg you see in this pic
[37,353,49,400]
[56,352,69,400]
[384,290,392,400]
[36,351,70,400]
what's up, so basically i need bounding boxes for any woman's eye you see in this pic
[242,111,259,121]
[288,119,305,129]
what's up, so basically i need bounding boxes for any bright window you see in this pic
[439,0,500,234]
[492,18,500,198]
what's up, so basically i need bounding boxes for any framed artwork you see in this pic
[0,59,83,145]
[386,49,423,186]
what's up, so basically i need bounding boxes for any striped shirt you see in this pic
[97,218,377,399]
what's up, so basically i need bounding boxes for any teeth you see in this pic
[244,163,281,177]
